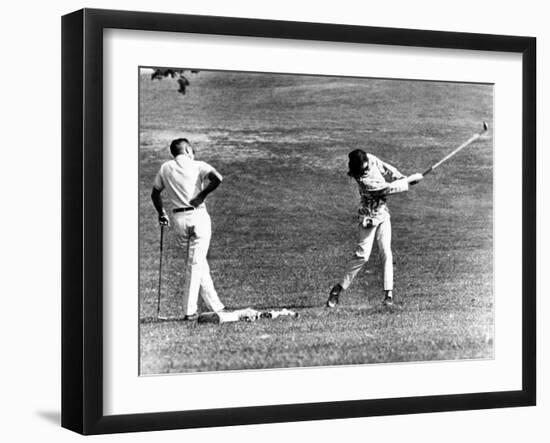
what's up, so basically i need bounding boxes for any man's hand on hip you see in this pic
[190,194,205,208]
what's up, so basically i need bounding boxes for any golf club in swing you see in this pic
[422,121,488,177]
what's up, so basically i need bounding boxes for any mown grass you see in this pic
[139,71,493,374]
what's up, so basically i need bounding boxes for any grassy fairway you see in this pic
[139,71,493,374]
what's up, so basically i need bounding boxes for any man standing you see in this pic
[151,138,225,320]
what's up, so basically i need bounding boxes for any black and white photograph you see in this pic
[2,0,545,440]
[138,67,493,375]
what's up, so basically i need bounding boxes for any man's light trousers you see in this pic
[173,208,225,315]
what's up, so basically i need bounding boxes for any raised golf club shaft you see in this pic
[423,122,488,176]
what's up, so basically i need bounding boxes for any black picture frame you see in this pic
[61,8,536,435]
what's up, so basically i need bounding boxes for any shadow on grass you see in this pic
[140,316,187,324]
[140,304,404,324]
[223,303,321,310]
[140,305,317,324]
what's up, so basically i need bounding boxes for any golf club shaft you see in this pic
[423,123,488,176]
[156,225,165,317]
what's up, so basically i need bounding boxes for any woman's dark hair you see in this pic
[169,138,191,157]
[347,149,368,178]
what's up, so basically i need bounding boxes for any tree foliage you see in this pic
[150,68,199,95]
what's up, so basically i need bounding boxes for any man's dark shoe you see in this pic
[183,313,199,321]
[326,284,342,308]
